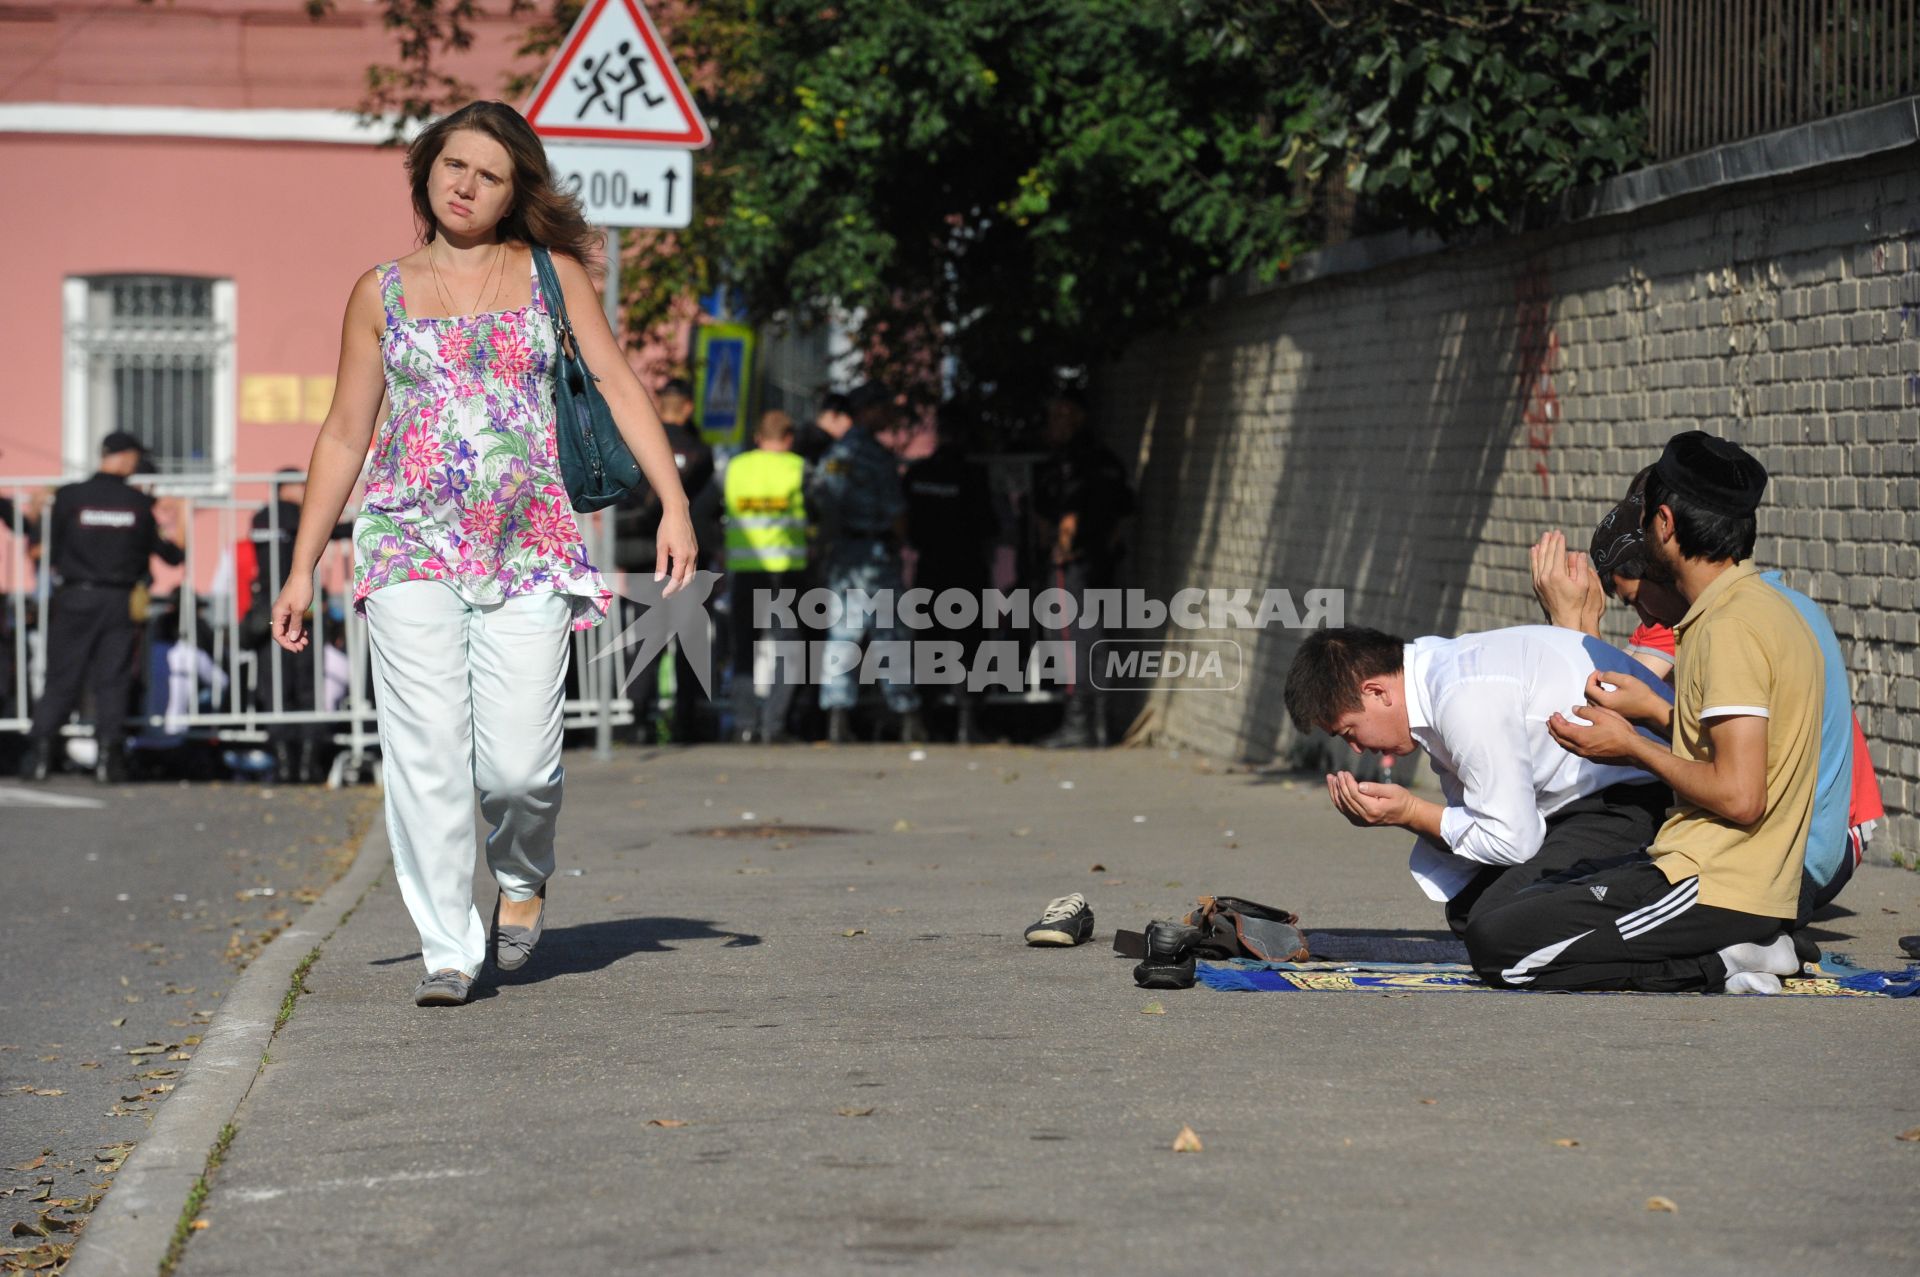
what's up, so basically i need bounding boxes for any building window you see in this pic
[63,275,235,490]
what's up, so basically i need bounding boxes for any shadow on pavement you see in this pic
[489,915,761,988]
[368,917,763,989]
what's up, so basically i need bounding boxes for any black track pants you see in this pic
[1463,855,1789,993]
[1445,781,1671,938]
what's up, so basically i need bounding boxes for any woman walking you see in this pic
[271,101,697,1007]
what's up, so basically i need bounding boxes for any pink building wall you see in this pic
[0,2,690,593]
[0,133,418,478]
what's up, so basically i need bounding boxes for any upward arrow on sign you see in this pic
[524,0,710,148]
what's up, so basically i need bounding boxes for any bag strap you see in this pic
[529,245,585,363]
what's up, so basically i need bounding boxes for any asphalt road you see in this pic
[141,744,1920,1277]
[0,777,373,1251]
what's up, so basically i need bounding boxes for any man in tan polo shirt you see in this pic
[1462,431,1845,994]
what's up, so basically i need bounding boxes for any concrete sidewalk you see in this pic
[155,745,1919,1275]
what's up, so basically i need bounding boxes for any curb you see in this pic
[65,820,391,1277]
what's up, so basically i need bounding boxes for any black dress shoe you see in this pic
[96,749,128,785]
[1133,920,1202,990]
[18,739,51,782]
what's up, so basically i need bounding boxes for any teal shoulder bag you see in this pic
[531,245,643,513]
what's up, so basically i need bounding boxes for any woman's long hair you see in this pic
[406,101,601,267]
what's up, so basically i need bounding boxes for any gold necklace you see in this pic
[428,241,502,317]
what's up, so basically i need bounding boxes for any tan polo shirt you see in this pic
[1648,561,1822,918]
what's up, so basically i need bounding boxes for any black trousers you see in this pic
[1049,557,1111,700]
[1445,781,1671,937]
[29,585,137,753]
[1464,854,1789,993]
[728,568,803,738]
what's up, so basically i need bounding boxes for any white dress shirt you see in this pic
[1403,626,1674,902]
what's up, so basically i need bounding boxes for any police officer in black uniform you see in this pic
[1032,389,1134,748]
[904,406,996,742]
[20,432,185,781]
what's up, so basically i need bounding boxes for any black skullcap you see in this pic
[99,430,144,456]
[1589,466,1653,586]
[1653,430,1768,517]
[659,378,694,400]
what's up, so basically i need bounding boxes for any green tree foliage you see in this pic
[1274,1,1650,232]
[312,0,1649,415]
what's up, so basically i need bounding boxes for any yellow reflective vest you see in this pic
[723,449,808,573]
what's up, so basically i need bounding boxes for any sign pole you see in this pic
[603,226,622,336]
[595,225,621,762]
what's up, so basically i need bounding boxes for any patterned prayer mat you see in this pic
[1198,949,1920,997]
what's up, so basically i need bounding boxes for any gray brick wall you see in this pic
[1096,146,1920,867]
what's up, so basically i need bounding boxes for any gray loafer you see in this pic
[413,969,474,1007]
[494,884,546,972]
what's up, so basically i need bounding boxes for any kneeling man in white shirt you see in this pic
[1284,625,1674,934]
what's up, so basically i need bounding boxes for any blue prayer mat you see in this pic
[1196,952,1920,997]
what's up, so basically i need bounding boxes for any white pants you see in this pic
[364,581,573,976]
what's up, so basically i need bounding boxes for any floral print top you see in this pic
[353,257,610,630]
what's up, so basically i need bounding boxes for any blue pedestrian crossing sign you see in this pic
[694,323,755,446]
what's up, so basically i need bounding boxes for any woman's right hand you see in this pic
[271,578,314,653]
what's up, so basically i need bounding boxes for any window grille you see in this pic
[65,275,233,486]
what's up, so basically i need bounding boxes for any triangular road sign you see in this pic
[524,0,710,148]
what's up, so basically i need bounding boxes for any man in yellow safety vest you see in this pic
[723,410,810,742]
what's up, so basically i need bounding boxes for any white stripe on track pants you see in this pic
[365,581,573,977]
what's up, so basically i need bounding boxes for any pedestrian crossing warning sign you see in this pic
[524,0,710,148]
[695,323,755,446]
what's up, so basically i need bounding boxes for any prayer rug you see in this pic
[1197,950,1920,997]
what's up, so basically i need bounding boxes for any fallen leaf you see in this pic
[836,1107,876,1118]
[125,1045,169,1057]
[8,1158,45,1174]
[11,1221,48,1239]
[1140,1002,1166,1015]
[841,929,867,938]
[1896,1127,1920,1142]
[1552,1138,1580,1148]
[892,819,912,832]
[23,1090,63,1099]
[1418,1099,1437,1105]
[108,1018,126,1028]
[1171,1124,1203,1154]
[1645,1196,1678,1213]
[190,1219,210,1230]
[1089,863,1107,873]
[645,1119,688,1129]
[167,1053,193,1062]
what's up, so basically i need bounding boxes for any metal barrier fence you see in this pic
[1645,0,1920,160]
[1,473,635,782]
